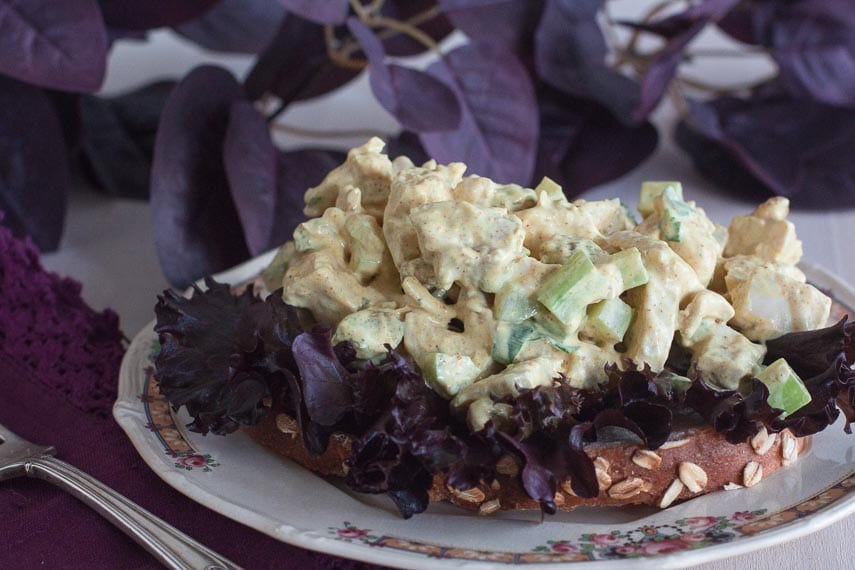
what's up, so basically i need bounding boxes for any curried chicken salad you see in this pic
[267,138,831,431]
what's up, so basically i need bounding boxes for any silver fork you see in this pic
[0,422,241,570]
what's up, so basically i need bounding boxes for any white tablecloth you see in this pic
[41,29,855,570]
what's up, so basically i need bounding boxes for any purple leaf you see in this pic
[222,102,342,256]
[676,95,855,208]
[78,81,175,200]
[79,96,152,200]
[420,43,539,184]
[175,0,285,54]
[150,65,249,287]
[347,17,461,132]
[273,148,345,246]
[98,0,222,30]
[534,87,658,194]
[0,76,68,251]
[278,0,349,24]
[385,131,430,165]
[0,0,107,92]
[439,0,545,56]
[223,101,277,256]
[244,14,360,103]
[381,0,455,56]
[627,0,741,120]
[768,5,855,108]
[534,0,639,125]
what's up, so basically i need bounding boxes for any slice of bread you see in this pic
[242,410,807,514]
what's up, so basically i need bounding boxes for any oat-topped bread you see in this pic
[153,139,855,518]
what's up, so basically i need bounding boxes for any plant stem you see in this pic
[324,24,368,70]
[271,122,389,140]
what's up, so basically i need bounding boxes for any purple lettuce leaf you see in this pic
[534,0,640,125]
[622,0,741,121]
[98,0,222,30]
[381,0,455,56]
[174,0,286,54]
[44,90,82,150]
[420,42,539,184]
[150,65,249,287]
[278,0,349,25]
[675,95,855,208]
[292,326,354,426]
[222,100,277,256]
[244,14,360,103]
[533,86,658,194]
[0,0,107,93]
[438,0,546,57]
[154,279,290,435]
[0,75,68,251]
[347,17,461,133]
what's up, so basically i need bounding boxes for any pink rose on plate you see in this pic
[550,542,579,553]
[176,454,208,468]
[678,532,707,543]
[732,511,757,522]
[614,545,639,555]
[684,516,718,529]
[590,533,621,546]
[337,527,368,540]
[638,540,688,555]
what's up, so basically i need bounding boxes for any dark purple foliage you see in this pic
[439,0,545,57]
[766,2,855,108]
[273,149,346,246]
[79,82,175,200]
[623,0,741,120]
[534,87,658,194]
[534,0,640,125]
[347,17,461,132]
[278,0,349,25]
[0,0,107,93]
[98,0,222,31]
[0,75,68,251]
[223,100,278,256]
[420,42,539,184]
[243,14,360,103]
[150,66,249,287]
[676,95,855,208]
[175,0,286,54]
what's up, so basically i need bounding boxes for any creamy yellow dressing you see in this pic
[273,139,832,431]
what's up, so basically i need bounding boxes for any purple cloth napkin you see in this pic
[0,222,387,569]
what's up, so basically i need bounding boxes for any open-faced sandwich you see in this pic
[152,139,855,518]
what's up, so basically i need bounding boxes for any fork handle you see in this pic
[25,456,241,570]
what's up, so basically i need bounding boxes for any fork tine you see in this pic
[0,422,23,445]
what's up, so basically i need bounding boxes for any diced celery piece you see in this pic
[537,250,610,327]
[659,185,693,243]
[581,298,633,344]
[494,282,538,322]
[605,248,649,291]
[658,371,693,394]
[639,181,683,217]
[535,176,564,200]
[492,321,536,364]
[261,241,295,291]
[344,215,385,277]
[293,218,338,252]
[541,236,606,265]
[533,308,572,340]
[756,358,812,417]
[422,352,481,399]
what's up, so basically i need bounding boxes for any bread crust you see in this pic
[242,410,807,514]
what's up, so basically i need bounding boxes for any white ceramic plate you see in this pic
[115,255,855,569]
